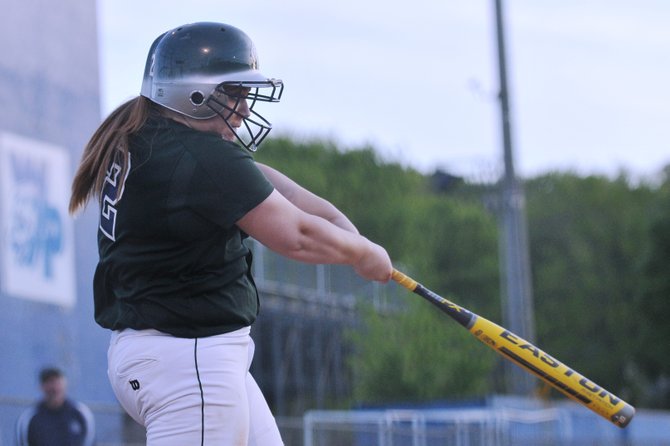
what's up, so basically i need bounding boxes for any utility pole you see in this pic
[493,0,537,396]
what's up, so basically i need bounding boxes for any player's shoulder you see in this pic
[178,131,253,168]
[181,128,243,154]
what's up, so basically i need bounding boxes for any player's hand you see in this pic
[353,240,393,283]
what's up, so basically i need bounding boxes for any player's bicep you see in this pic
[236,189,305,255]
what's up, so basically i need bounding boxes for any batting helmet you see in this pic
[140,22,283,151]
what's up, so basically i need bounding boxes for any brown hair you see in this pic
[69,96,154,214]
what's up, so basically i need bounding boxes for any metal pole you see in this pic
[493,0,537,396]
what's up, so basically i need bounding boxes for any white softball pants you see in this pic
[107,326,284,445]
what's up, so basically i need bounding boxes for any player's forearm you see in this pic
[256,162,359,234]
[280,214,391,282]
[237,190,391,282]
[307,200,359,234]
[282,213,368,265]
[281,190,360,234]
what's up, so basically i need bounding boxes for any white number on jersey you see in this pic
[99,159,130,241]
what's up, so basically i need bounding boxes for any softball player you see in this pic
[69,22,392,445]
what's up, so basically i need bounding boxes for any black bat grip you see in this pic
[392,269,476,328]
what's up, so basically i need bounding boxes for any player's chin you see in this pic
[221,124,242,142]
[220,130,237,142]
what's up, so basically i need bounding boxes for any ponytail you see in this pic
[69,96,153,214]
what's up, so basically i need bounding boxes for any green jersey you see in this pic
[93,114,274,338]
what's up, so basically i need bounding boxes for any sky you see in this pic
[97,0,670,182]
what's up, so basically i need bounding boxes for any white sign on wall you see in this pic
[0,131,77,307]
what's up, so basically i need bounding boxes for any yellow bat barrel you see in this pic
[391,269,635,428]
[469,316,635,428]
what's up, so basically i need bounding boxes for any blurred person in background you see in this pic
[15,367,95,446]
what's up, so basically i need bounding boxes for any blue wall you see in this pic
[0,1,124,444]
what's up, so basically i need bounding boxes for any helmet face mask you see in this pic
[206,81,283,151]
[140,22,283,151]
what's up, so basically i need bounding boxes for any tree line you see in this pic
[255,136,670,410]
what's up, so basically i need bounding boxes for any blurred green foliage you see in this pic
[256,136,670,409]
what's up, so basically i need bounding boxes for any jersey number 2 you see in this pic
[100,159,130,241]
